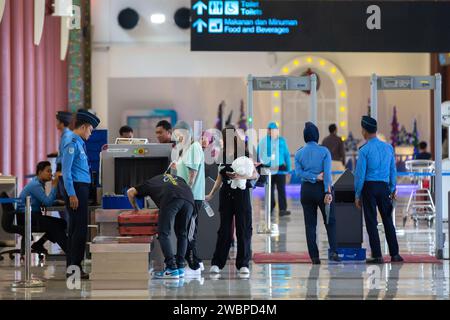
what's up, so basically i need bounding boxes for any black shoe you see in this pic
[279,210,291,217]
[391,255,404,263]
[311,258,321,265]
[366,257,384,264]
[329,252,342,262]
[31,243,48,255]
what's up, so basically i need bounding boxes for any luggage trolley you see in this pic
[403,160,436,227]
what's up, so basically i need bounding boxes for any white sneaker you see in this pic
[238,267,250,274]
[199,262,205,271]
[238,272,250,279]
[210,265,221,273]
[185,265,202,277]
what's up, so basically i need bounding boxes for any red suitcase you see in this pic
[118,209,159,236]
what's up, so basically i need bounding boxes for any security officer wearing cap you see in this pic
[354,116,403,264]
[55,111,73,202]
[62,109,100,279]
[258,122,292,217]
[294,122,341,264]
[56,111,74,171]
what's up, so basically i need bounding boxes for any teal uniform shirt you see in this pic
[257,136,291,174]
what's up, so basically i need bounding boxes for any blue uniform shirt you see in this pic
[354,137,397,199]
[62,134,91,197]
[56,128,73,165]
[258,136,291,174]
[294,142,332,192]
[17,177,57,213]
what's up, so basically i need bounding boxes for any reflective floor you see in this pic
[0,193,449,300]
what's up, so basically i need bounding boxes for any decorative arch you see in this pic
[271,55,349,139]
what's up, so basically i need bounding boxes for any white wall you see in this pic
[91,0,432,145]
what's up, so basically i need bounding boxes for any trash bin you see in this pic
[330,170,366,261]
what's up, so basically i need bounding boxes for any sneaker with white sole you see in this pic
[153,268,180,279]
[178,268,185,278]
[238,267,250,274]
[210,265,221,273]
[185,266,202,277]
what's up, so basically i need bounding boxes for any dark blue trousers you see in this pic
[64,182,90,269]
[362,181,399,258]
[300,182,337,259]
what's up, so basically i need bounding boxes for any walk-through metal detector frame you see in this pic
[370,73,445,259]
[247,74,318,236]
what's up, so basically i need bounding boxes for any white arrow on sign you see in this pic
[193,18,208,33]
[193,1,207,15]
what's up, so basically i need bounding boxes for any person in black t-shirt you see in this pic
[127,174,195,279]
[414,141,432,160]
[206,127,259,276]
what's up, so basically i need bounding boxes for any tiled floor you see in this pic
[0,193,449,300]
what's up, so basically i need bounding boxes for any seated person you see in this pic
[127,173,195,279]
[17,161,68,254]
[415,141,432,160]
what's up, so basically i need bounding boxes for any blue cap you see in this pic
[267,122,278,130]
[56,111,72,124]
[76,110,100,129]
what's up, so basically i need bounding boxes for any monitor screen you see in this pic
[114,157,169,195]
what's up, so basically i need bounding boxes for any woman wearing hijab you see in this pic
[294,122,341,264]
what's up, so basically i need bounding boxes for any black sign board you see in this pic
[190,0,450,52]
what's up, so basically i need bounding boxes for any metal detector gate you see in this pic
[247,75,317,236]
[370,73,445,259]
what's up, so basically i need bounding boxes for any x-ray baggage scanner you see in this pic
[100,144,172,195]
[247,75,317,237]
[370,73,445,259]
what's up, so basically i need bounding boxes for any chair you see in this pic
[0,192,46,261]
[403,160,436,227]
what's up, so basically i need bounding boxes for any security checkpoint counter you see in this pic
[92,209,168,277]
[94,209,124,237]
[89,236,153,288]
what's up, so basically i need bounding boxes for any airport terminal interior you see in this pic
[1,0,450,301]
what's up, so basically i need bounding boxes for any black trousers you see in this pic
[185,200,203,268]
[300,182,337,259]
[362,181,399,258]
[212,186,252,269]
[158,198,193,270]
[270,174,287,211]
[64,182,90,268]
[16,212,67,253]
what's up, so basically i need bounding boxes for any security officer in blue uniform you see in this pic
[295,122,341,264]
[56,111,74,171]
[55,111,73,202]
[62,110,100,279]
[354,116,403,264]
